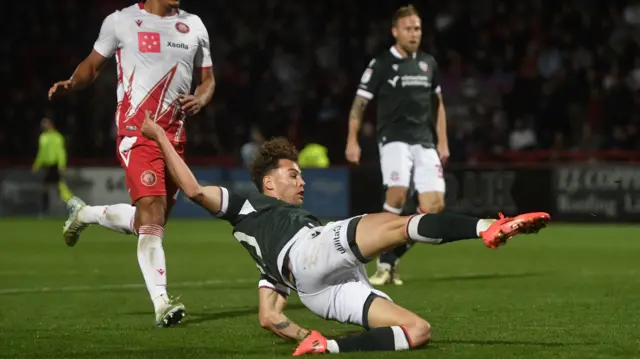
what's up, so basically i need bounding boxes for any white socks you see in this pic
[137,224,169,311]
[390,326,411,350]
[476,219,495,236]
[78,204,170,311]
[383,203,402,214]
[79,204,136,234]
[326,340,340,353]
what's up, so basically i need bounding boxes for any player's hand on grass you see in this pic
[48,80,73,100]
[141,110,163,141]
[345,140,361,164]
[179,94,204,116]
[437,142,450,164]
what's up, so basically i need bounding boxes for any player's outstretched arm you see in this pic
[140,111,223,214]
[48,50,108,100]
[70,50,109,91]
[258,287,310,342]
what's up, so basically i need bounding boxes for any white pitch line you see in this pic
[0,278,255,295]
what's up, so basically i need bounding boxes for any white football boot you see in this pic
[368,259,404,286]
[155,297,186,327]
[62,196,88,247]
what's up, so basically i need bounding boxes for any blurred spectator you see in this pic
[509,117,538,151]
[240,125,265,168]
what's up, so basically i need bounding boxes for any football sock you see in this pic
[137,225,168,311]
[326,326,411,353]
[379,243,413,268]
[382,203,402,214]
[406,212,488,244]
[79,204,137,235]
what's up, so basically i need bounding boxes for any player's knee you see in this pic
[419,194,445,214]
[386,187,408,209]
[405,318,432,348]
[135,196,167,226]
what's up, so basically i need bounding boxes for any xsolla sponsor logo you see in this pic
[166,41,188,50]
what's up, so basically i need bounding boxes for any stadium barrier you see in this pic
[1,165,638,223]
[0,167,350,219]
[352,164,640,223]
[552,164,640,222]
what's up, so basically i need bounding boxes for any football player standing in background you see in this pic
[48,0,215,327]
[346,5,449,286]
[32,117,73,216]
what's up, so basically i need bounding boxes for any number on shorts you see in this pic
[234,232,267,274]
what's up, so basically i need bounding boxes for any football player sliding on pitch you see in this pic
[139,110,550,355]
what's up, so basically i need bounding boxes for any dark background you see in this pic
[3,0,639,167]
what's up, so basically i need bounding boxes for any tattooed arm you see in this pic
[345,95,370,164]
[258,287,310,342]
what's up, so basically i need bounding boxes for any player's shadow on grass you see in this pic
[183,303,307,325]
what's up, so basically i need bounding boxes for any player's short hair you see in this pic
[392,4,420,27]
[250,137,299,193]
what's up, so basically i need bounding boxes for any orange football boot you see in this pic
[293,330,328,356]
[480,212,550,249]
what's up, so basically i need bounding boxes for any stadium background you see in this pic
[2,0,640,221]
[1,1,639,358]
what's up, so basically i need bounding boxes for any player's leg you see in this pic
[40,166,59,216]
[63,137,142,245]
[413,146,446,215]
[380,146,447,284]
[294,213,549,355]
[291,217,433,355]
[377,186,420,285]
[63,198,137,246]
[354,209,549,262]
[295,280,428,354]
[63,143,180,244]
[325,297,430,353]
[129,144,185,327]
[378,142,412,216]
[370,142,412,285]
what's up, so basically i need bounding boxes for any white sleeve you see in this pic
[93,12,119,58]
[194,19,213,68]
[258,278,291,297]
[356,58,382,100]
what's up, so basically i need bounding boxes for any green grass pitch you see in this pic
[0,219,639,358]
